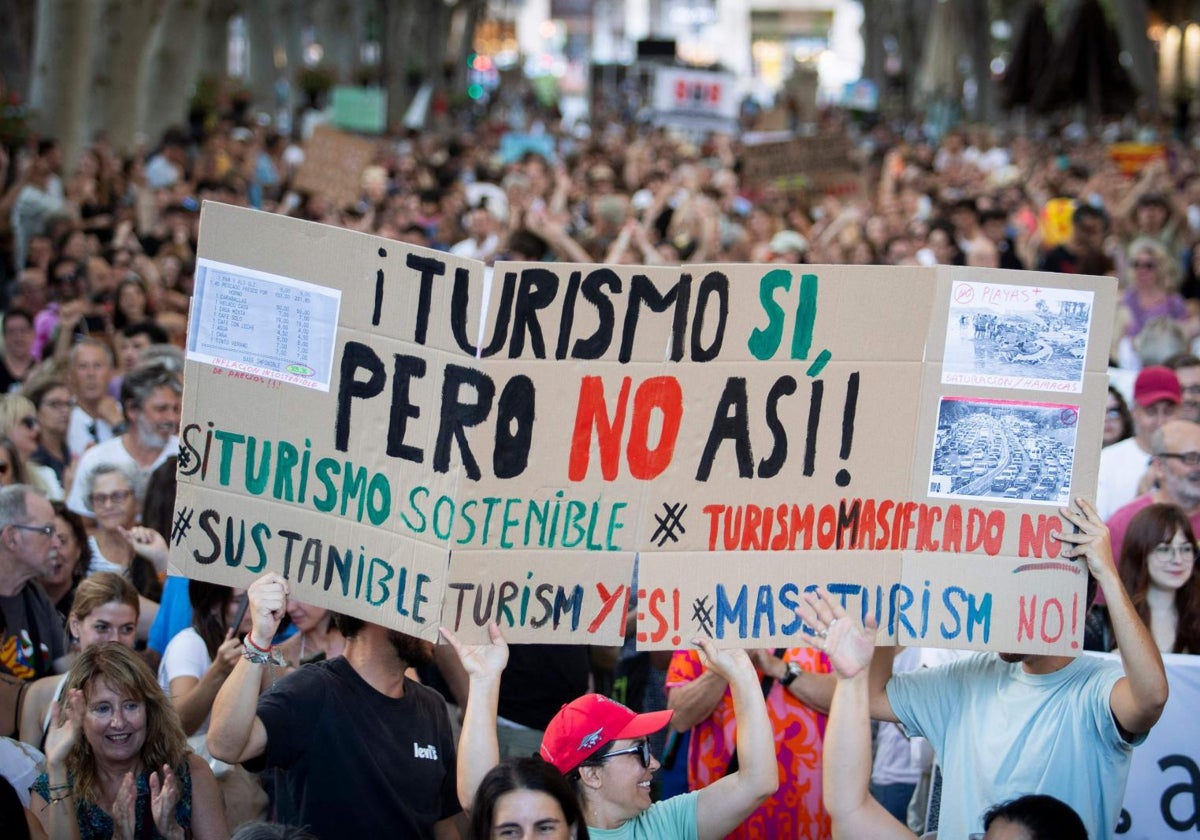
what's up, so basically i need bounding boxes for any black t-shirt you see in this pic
[497,644,590,731]
[248,656,460,838]
[1038,244,1080,274]
[0,583,68,680]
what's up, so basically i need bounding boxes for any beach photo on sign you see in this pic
[928,397,1078,506]
[942,281,1093,391]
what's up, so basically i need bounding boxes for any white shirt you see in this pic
[1096,436,1153,520]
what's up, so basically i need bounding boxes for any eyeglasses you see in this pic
[8,523,55,537]
[595,740,652,769]
[1132,260,1159,270]
[1151,543,1196,561]
[87,489,134,509]
[1156,451,1200,466]
[19,416,37,430]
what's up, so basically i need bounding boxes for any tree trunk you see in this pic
[421,0,452,129]
[282,0,309,126]
[137,0,212,147]
[383,0,420,127]
[859,0,887,100]
[243,0,280,117]
[28,0,93,168]
[451,0,486,93]
[966,0,992,121]
[198,0,239,84]
[1110,0,1157,110]
[312,0,358,83]
[1,0,36,108]
[85,0,160,156]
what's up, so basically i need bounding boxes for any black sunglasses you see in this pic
[596,740,652,768]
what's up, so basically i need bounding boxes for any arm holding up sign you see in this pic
[1056,498,1168,736]
[439,623,508,811]
[797,590,913,839]
[206,573,287,764]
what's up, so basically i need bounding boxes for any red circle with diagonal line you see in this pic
[1060,408,1078,427]
[954,284,974,304]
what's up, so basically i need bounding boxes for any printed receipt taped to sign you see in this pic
[186,258,342,391]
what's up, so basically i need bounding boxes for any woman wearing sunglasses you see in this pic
[1115,237,1194,365]
[445,624,778,839]
[0,393,62,500]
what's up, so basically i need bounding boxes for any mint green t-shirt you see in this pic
[589,791,699,840]
[887,652,1139,839]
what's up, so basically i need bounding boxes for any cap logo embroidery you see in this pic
[578,727,604,751]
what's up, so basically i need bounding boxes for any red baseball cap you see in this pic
[539,694,673,773]
[1133,366,1181,407]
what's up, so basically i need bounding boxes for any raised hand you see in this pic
[439,623,508,681]
[693,636,755,683]
[149,764,184,840]
[213,628,246,678]
[795,588,877,679]
[120,525,168,570]
[43,689,84,769]
[1055,498,1116,580]
[247,573,289,649]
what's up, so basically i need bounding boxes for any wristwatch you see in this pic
[779,661,802,687]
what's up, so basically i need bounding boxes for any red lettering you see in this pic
[942,505,963,552]
[588,583,627,633]
[817,504,836,550]
[1017,594,1037,641]
[1017,514,1062,559]
[568,377,631,481]
[1040,597,1064,643]
[742,505,763,550]
[703,504,723,550]
[625,376,682,479]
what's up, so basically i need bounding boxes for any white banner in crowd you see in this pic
[1103,653,1200,837]
[651,67,738,133]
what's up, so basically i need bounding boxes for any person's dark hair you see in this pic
[23,378,68,411]
[142,455,178,542]
[1105,385,1133,445]
[982,794,1086,839]
[332,613,364,639]
[189,580,236,659]
[506,229,548,261]
[37,138,58,158]
[52,502,91,596]
[1119,503,1200,653]
[230,823,319,840]
[2,309,32,333]
[470,756,589,840]
[979,208,1009,226]
[120,319,170,346]
[1072,203,1109,231]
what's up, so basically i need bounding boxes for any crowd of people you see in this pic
[0,92,1196,838]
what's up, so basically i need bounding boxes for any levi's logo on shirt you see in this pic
[414,743,439,760]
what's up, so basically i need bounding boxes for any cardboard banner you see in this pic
[651,67,738,133]
[292,125,377,209]
[175,204,1115,650]
[741,135,859,195]
[1101,653,1200,838]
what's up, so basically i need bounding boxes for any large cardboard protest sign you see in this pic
[176,203,1114,652]
[651,67,738,133]
[741,135,860,195]
[292,125,376,209]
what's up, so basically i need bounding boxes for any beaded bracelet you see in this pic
[243,635,286,666]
